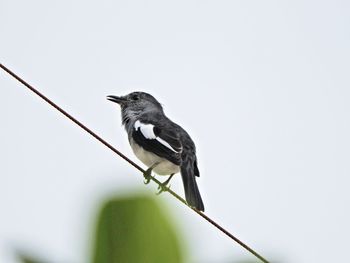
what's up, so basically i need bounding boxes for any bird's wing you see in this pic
[132,119,182,165]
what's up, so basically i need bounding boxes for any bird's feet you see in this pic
[156,182,168,195]
[156,174,174,195]
[143,167,154,184]
[143,162,160,184]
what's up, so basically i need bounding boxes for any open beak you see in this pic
[106,95,126,104]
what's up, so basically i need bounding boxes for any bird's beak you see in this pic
[106,95,126,104]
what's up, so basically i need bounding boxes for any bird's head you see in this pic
[107,92,163,122]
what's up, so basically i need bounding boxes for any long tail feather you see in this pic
[181,156,204,211]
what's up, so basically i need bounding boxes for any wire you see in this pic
[0,63,270,263]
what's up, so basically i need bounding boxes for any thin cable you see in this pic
[0,63,269,263]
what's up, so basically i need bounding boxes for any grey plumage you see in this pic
[107,92,204,211]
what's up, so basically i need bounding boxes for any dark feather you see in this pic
[194,159,200,177]
[180,154,204,211]
[153,126,183,152]
[132,128,181,165]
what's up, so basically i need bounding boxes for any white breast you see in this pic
[130,140,180,175]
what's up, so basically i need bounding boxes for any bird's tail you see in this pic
[181,155,205,211]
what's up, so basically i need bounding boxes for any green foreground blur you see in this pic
[18,193,185,263]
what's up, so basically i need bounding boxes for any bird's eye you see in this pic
[131,94,139,101]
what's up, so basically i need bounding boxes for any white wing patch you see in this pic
[134,120,179,153]
[134,120,156,139]
[156,137,178,153]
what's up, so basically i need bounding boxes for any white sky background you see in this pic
[1,0,350,262]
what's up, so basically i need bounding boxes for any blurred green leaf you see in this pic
[17,252,46,263]
[92,194,184,263]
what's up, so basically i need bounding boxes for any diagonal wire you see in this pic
[0,63,270,263]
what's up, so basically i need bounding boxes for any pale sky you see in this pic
[1,0,350,262]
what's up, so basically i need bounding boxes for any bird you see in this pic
[107,91,204,211]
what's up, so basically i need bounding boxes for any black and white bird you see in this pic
[107,92,204,211]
